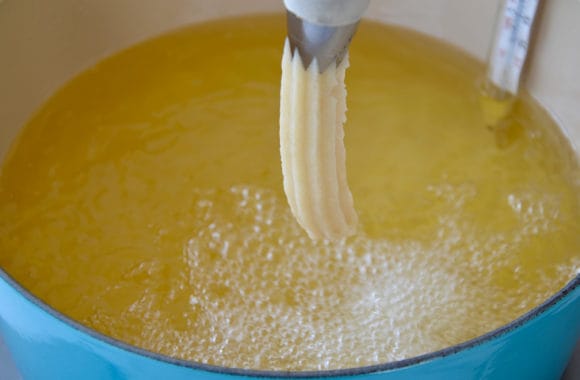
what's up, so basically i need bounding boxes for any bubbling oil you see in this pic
[0,15,579,371]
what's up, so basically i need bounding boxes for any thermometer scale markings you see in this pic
[488,0,540,94]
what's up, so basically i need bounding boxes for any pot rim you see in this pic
[0,266,578,377]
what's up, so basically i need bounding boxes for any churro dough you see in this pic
[279,40,357,240]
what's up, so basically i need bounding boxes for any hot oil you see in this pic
[0,15,579,371]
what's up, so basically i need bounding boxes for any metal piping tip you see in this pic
[286,10,359,72]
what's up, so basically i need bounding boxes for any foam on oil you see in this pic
[0,15,579,370]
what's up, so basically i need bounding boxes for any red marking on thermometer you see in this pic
[487,0,541,95]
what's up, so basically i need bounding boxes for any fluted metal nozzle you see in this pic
[286,10,360,72]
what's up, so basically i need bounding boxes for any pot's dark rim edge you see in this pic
[0,267,579,378]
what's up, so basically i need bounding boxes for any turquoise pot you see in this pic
[0,270,578,380]
[1,1,580,379]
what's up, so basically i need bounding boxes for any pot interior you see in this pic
[0,0,579,374]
